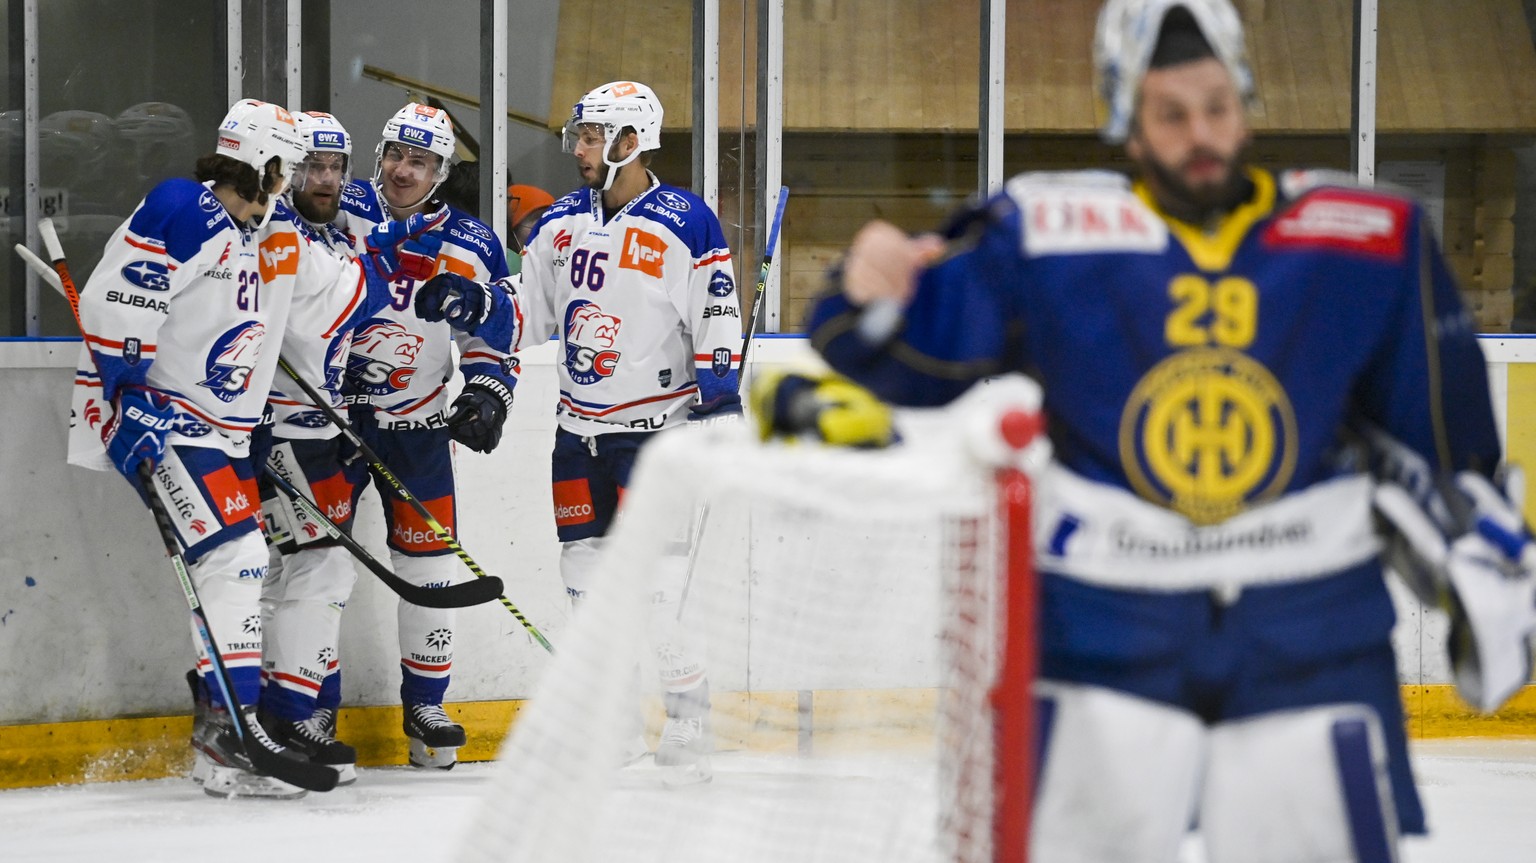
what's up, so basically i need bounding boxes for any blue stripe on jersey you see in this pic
[128,179,232,264]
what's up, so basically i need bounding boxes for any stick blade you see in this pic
[401,574,507,609]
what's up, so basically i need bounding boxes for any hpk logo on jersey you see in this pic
[202,321,266,402]
[553,230,573,253]
[121,260,171,291]
[620,227,667,279]
[708,272,735,297]
[258,234,300,282]
[399,125,433,148]
[346,320,425,395]
[563,300,622,385]
[656,190,692,212]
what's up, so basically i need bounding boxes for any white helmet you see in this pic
[373,102,454,208]
[293,110,353,188]
[563,81,664,190]
[1093,0,1253,144]
[215,99,306,179]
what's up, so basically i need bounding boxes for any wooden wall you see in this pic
[552,0,1536,334]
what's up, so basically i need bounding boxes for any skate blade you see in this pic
[191,751,211,785]
[659,757,713,788]
[332,762,358,785]
[202,764,308,799]
[619,735,650,768]
[407,738,459,770]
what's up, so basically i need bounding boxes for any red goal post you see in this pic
[457,376,1046,863]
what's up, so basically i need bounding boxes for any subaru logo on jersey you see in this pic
[285,411,332,429]
[173,415,213,437]
[712,347,733,378]
[346,319,424,395]
[313,130,345,149]
[123,337,142,366]
[708,272,735,297]
[459,219,493,240]
[656,190,691,212]
[563,300,623,385]
[201,321,267,402]
[121,260,171,292]
[199,191,222,213]
[399,125,433,148]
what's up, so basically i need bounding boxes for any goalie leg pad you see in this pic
[1031,681,1205,863]
[1201,704,1399,863]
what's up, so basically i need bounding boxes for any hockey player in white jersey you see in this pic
[337,103,517,769]
[67,99,444,798]
[417,81,742,784]
[254,110,373,784]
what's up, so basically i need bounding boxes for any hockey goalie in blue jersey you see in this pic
[806,1,1536,860]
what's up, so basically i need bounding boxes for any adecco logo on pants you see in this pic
[553,479,596,526]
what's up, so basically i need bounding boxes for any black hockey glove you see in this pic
[447,375,513,453]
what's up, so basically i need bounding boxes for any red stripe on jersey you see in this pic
[694,353,739,362]
[269,671,323,693]
[402,657,452,673]
[694,252,732,269]
[461,350,507,364]
[199,650,262,666]
[321,265,367,338]
[169,397,258,433]
[559,386,697,418]
[123,235,167,254]
[393,384,447,415]
[85,334,158,354]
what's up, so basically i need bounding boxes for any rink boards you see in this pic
[2,335,1536,788]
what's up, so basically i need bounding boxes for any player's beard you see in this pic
[294,190,340,225]
[1140,143,1252,227]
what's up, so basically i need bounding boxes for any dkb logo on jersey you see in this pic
[346,320,425,395]
[1118,347,1297,525]
[121,260,171,291]
[620,228,667,278]
[563,300,622,385]
[201,321,267,402]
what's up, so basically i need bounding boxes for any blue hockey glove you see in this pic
[416,271,493,332]
[687,393,743,428]
[366,206,449,281]
[447,375,513,453]
[105,387,177,481]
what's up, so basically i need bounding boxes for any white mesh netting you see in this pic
[458,383,1040,863]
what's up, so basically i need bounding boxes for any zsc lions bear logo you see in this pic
[346,320,425,395]
[563,300,622,385]
[201,321,266,402]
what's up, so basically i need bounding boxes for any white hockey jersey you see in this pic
[68,179,377,469]
[515,174,741,435]
[266,199,361,440]
[339,182,514,425]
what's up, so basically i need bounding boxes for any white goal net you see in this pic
[457,377,1044,863]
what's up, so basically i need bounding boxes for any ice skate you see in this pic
[260,709,358,785]
[404,703,466,769]
[192,705,308,799]
[654,715,712,786]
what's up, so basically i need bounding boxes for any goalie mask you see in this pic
[562,81,664,192]
[1093,0,1253,144]
[291,110,352,193]
[373,102,455,210]
[214,99,307,227]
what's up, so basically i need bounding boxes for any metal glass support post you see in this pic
[755,0,784,332]
[980,0,1006,198]
[480,0,509,245]
[692,0,720,211]
[1351,0,1378,186]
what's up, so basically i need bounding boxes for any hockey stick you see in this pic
[276,356,554,653]
[737,185,790,384]
[38,218,337,793]
[261,465,504,609]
